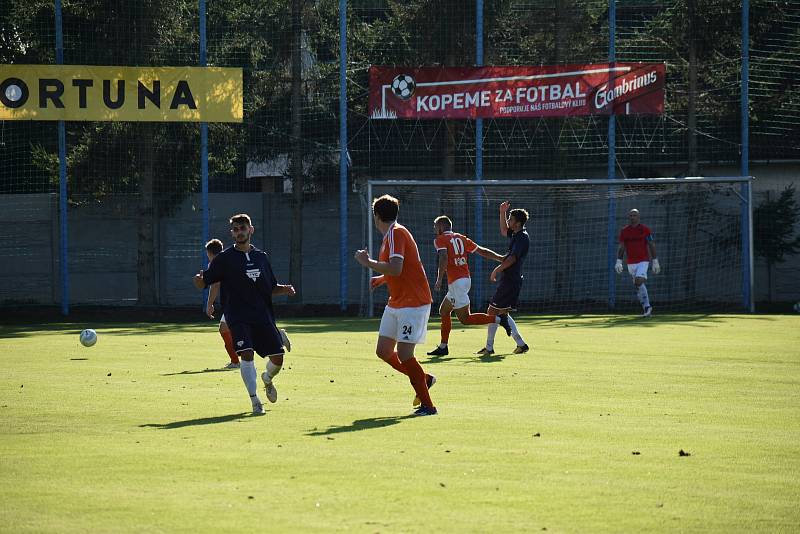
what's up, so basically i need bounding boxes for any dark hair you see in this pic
[509,208,529,226]
[229,213,252,227]
[205,238,224,256]
[433,215,452,230]
[372,194,399,222]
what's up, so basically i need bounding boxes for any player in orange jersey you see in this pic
[354,194,437,416]
[426,215,506,357]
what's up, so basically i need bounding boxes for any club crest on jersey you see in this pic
[246,268,261,281]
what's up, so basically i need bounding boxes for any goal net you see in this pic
[362,178,753,316]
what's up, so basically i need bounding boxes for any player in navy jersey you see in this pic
[193,213,295,415]
[477,201,531,355]
[615,208,660,317]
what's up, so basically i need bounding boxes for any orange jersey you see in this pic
[434,231,478,284]
[379,222,433,308]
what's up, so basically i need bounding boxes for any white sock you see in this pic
[486,323,498,350]
[265,360,281,382]
[439,342,448,349]
[507,315,526,345]
[240,360,258,397]
[638,284,651,308]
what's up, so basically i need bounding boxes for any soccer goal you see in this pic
[362,177,754,317]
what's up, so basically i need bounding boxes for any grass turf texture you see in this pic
[1,315,798,533]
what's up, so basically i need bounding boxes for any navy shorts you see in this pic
[229,321,285,358]
[490,279,522,310]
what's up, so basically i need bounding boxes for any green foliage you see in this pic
[754,184,800,265]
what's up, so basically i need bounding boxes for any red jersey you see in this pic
[379,222,433,309]
[434,231,478,284]
[619,224,653,264]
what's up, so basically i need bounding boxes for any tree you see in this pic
[754,185,800,302]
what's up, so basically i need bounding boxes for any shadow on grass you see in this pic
[0,314,780,339]
[0,318,380,338]
[474,351,513,363]
[525,314,778,329]
[421,353,474,365]
[140,412,251,429]
[161,368,235,376]
[421,351,512,364]
[306,414,416,436]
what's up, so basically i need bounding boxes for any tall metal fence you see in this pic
[1,0,799,313]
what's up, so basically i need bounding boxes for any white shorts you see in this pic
[445,277,471,309]
[220,314,227,324]
[627,261,649,280]
[379,304,431,345]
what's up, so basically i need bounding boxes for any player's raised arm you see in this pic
[499,201,511,236]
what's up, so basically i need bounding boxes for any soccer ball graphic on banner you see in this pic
[79,329,98,347]
[391,74,416,100]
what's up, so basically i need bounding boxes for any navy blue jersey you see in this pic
[202,245,278,325]
[503,228,530,281]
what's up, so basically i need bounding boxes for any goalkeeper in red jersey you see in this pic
[615,209,661,317]
[426,215,506,357]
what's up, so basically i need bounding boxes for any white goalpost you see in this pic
[363,177,754,317]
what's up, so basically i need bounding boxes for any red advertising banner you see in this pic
[369,63,665,119]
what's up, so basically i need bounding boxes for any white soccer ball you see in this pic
[391,74,416,100]
[79,329,97,347]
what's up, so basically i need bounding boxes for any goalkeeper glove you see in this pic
[615,259,623,274]
[651,258,661,275]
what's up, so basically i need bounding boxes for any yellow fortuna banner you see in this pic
[0,65,243,122]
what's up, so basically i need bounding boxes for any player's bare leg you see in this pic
[219,321,240,368]
[634,276,652,317]
[427,299,454,356]
[261,353,283,403]
[239,349,264,415]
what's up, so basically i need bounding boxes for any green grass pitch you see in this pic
[1,314,798,533]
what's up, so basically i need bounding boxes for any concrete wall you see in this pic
[2,166,799,310]
[0,192,365,307]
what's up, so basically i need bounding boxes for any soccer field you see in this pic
[1,314,798,533]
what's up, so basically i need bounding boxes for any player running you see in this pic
[355,194,437,416]
[615,208,661,317]
[477,201,530,356]
[205,239,292,370]
[426,215,506,357]
[193,214,295,415]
